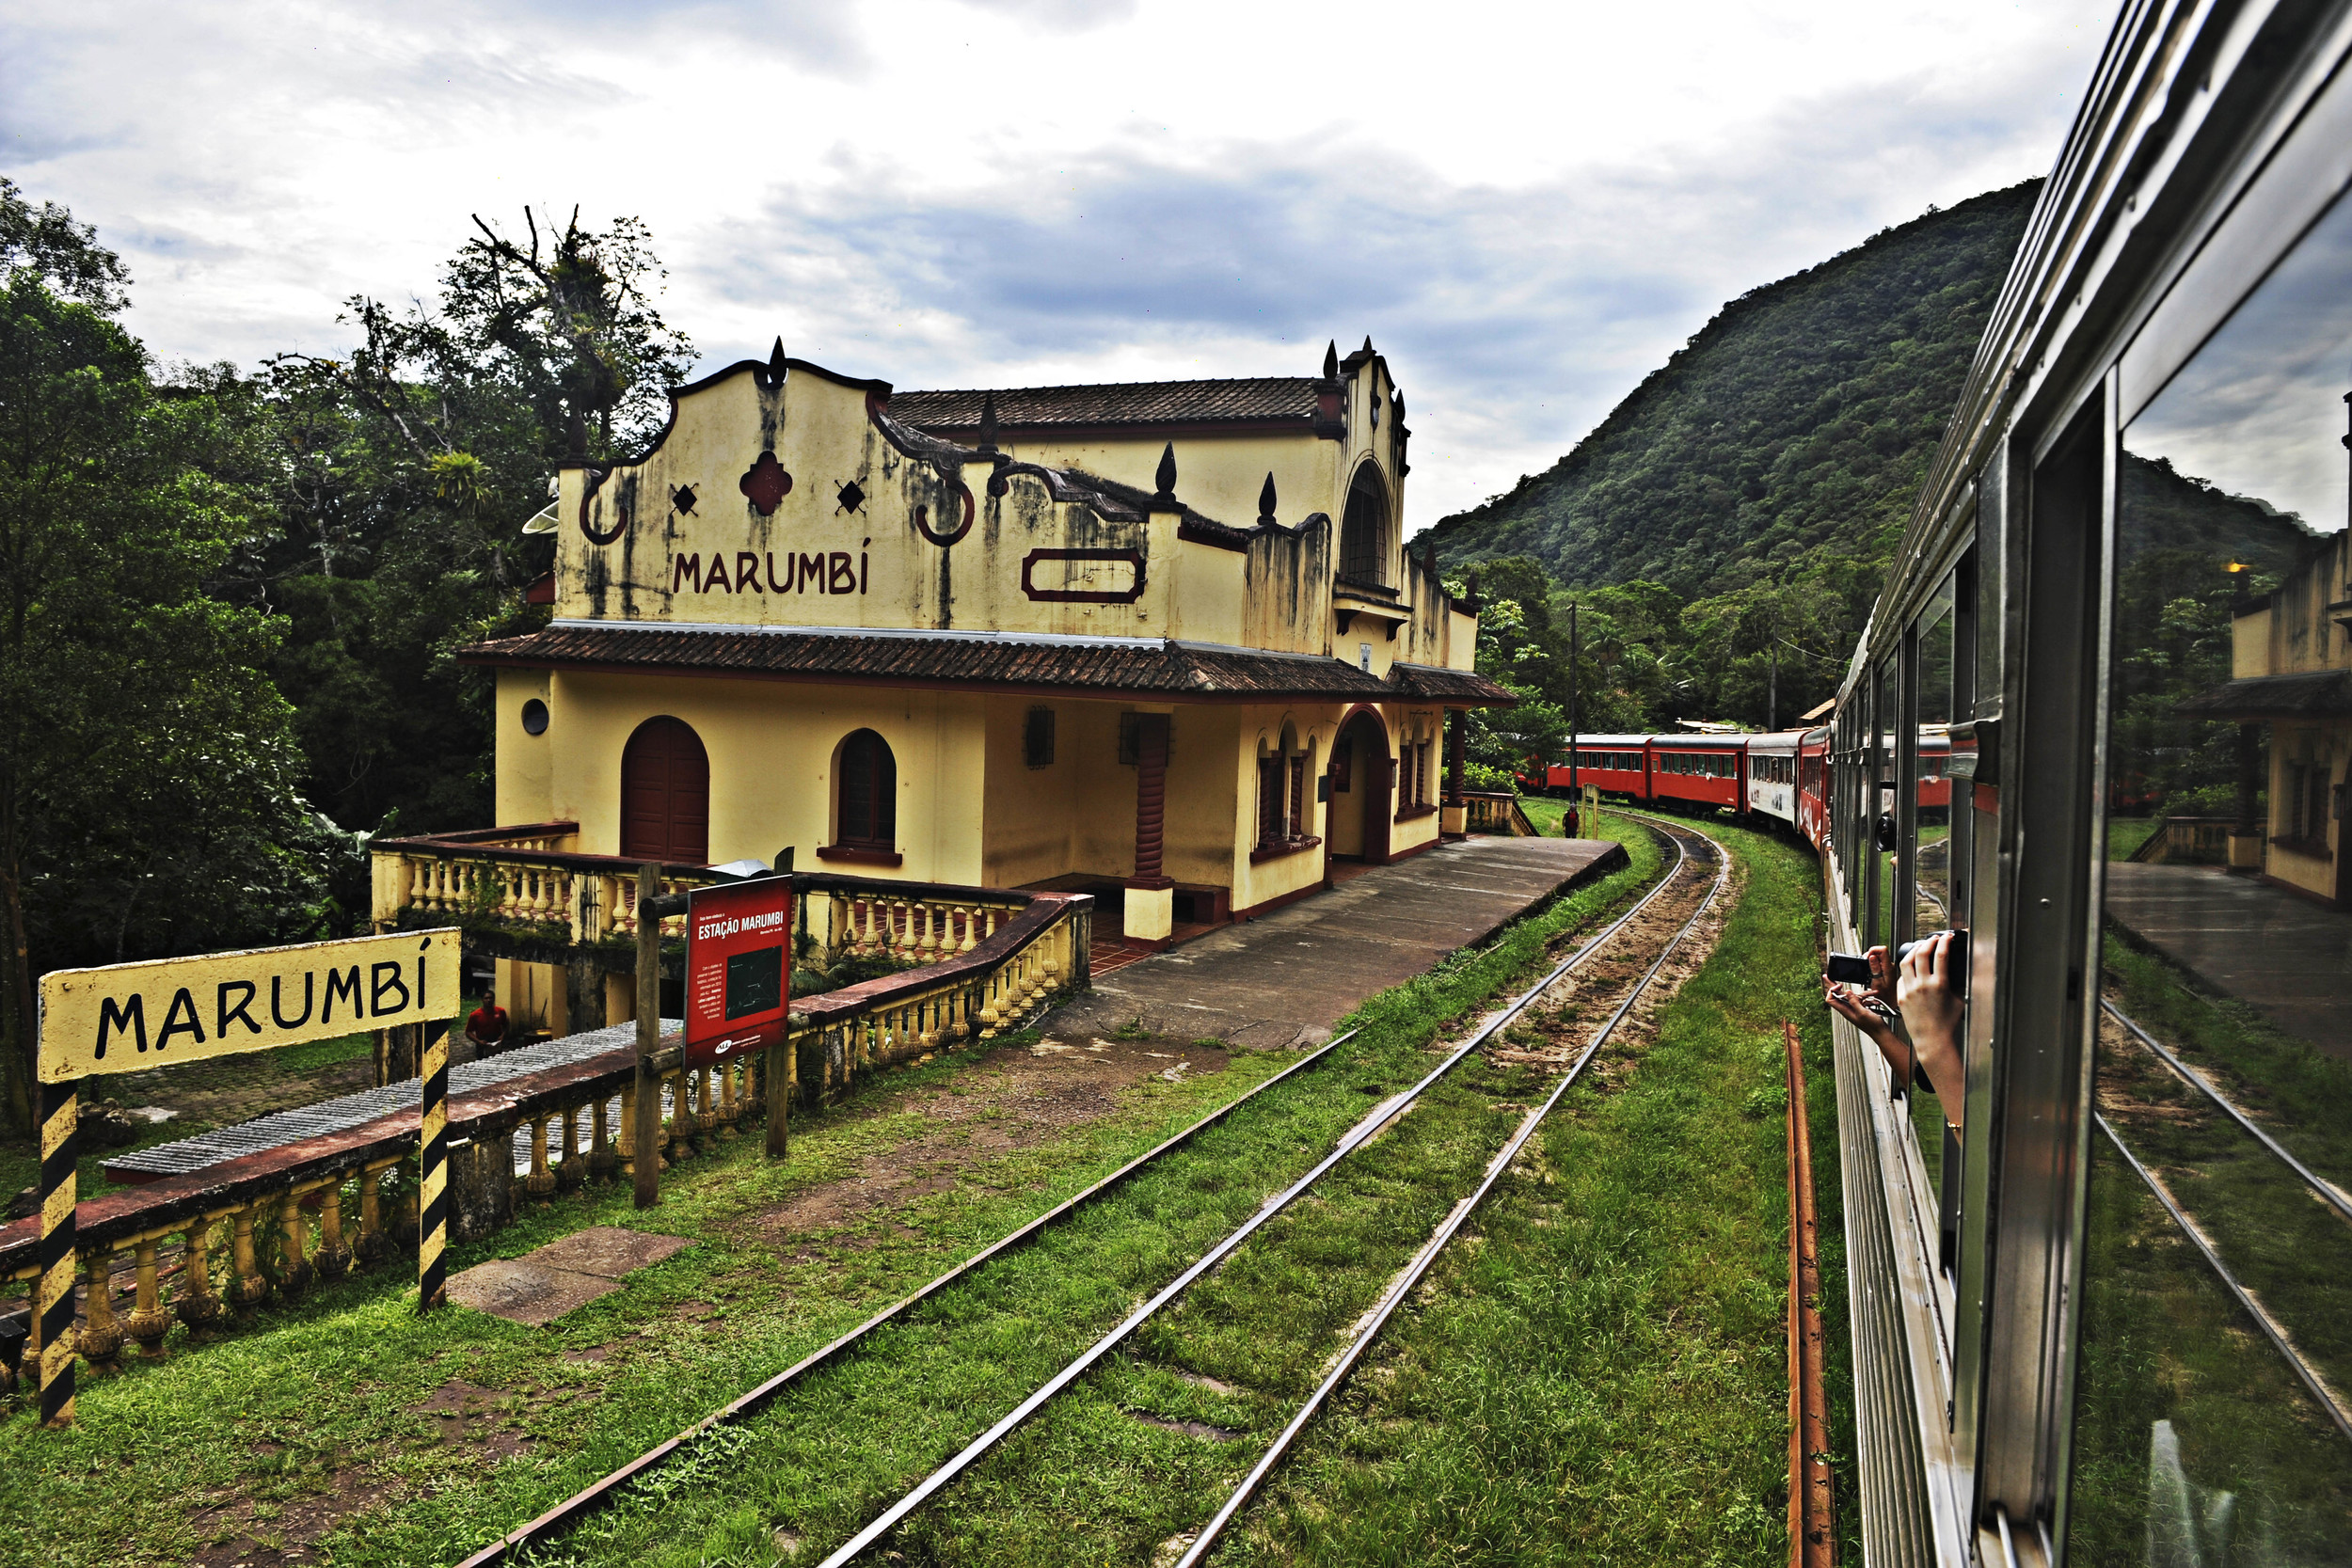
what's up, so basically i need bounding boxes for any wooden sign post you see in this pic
[34,928,460,1424]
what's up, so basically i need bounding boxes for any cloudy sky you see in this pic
[5,0,2112,528]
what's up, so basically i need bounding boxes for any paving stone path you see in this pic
[446,1225,694,1325]
[1046,836,1626,1051]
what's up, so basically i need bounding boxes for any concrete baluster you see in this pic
[718,1063,740,1137]
[667,1070,694,1164]
[355,1168,388,1267]
[278,1191,313,1293]
[176,1220,224,1332]
[526,1115,555,1199]
[592,1094,618,1182]
[125,1242,171,1356]
[79,1252,124,1370]
[315,1181,352,1279]
[696,1066,719,1136]
[557,1104,583,1190]
[230,1207,269,1309]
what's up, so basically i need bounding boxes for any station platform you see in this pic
[1043,835,1629,1052]
[2104,862,2352,1060]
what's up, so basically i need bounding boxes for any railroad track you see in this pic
[2094,999,2352,1445]
[464,812,1725,1566]
[816,809,1729,1568]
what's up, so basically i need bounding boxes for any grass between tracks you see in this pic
[917,817,1845,1568]
[1215,819,1851,1567]
[0,818,1663,1568]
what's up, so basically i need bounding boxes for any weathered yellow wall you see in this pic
[990,430,1341,542]
[534,670,986,884]
[494,669,556,827]
[548,351,1464,671]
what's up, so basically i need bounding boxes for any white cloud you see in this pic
[3,0,2114,522]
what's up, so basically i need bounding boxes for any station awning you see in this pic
[2176,670,2352,721]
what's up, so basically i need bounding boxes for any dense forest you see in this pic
[0,182,689,1129]
[1434,182,2044,759]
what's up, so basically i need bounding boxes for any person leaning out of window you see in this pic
[1823,933,1964,1117]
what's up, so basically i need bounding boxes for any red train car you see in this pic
[1547,735,1654,799]
[1649,734,1745,812]
[1797,726,1831,847]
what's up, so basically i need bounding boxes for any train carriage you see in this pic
[1647,733,1744,812]
[1817,3,2352,1561]
[1745,732,1800,825]
[1546,735,1653,800]
[1795,725,1830,848]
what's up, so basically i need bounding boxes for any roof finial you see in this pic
[768,337,788,379]
[1322,340,1339,380]
[1153,441,1178,503]
[1258,471,1278,526]
[977,391,998,454]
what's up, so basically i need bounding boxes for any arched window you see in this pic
[836,729,898,849]
[1339,463,1389,584]
[621,717,710,863]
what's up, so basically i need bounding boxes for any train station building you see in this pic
[447,339,1508,1026]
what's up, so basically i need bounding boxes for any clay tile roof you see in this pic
[891,377,1320,432]
[458,626,1517,706]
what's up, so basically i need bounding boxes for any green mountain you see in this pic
[1428,181,2043,597]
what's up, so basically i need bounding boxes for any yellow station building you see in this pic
[2197,530,2352,906]
[459,338,1509,1019]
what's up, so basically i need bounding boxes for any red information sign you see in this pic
[683,879,792,1069]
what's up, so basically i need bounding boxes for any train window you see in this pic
[1872,659,1897,952]
[2075,188,2352,1559]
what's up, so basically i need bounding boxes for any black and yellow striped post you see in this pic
[417,1019,453,1313]
[36,1079,78,1427]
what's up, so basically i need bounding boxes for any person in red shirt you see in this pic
[465,992,510,1055]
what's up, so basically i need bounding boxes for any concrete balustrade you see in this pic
[0,878,1089,1386]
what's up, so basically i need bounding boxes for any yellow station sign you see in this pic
[38,928,461,1082]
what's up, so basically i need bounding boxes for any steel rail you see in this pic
[813,817,1701,1568]
[1172,811,1727,1567]
[2100,999,2352,1227]
[460,1024,1363,1566]
[2094,1112,2352,1446]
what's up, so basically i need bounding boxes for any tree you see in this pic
[244,207,694,832]
[0,187,327,1132]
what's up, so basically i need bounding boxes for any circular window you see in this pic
[520,698,549,736]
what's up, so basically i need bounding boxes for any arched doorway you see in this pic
[1339,463,1389,584]
[621,717,709,863]
[1327,709,1391,863]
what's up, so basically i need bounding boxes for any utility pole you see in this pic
[1568,600,1581,792]
[1769,641,1779,733]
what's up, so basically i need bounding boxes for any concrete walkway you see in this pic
[2106,862,2352,1060]
[1047,836,1628,1051]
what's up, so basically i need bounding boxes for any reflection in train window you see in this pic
[1906,570,1959,1212]
[2077,187,2352,1561]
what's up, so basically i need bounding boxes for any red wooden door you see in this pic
[621,717,709,863]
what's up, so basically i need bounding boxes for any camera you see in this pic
[1825,930,1965,987]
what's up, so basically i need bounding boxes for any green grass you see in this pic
[2080,927,2352,1533]
[0,822,1708,1568]
[1190,819,1843,1566]
[512,813,1667,1567]
[2105,816,2163,862]
[2067,1132,2352,1560]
